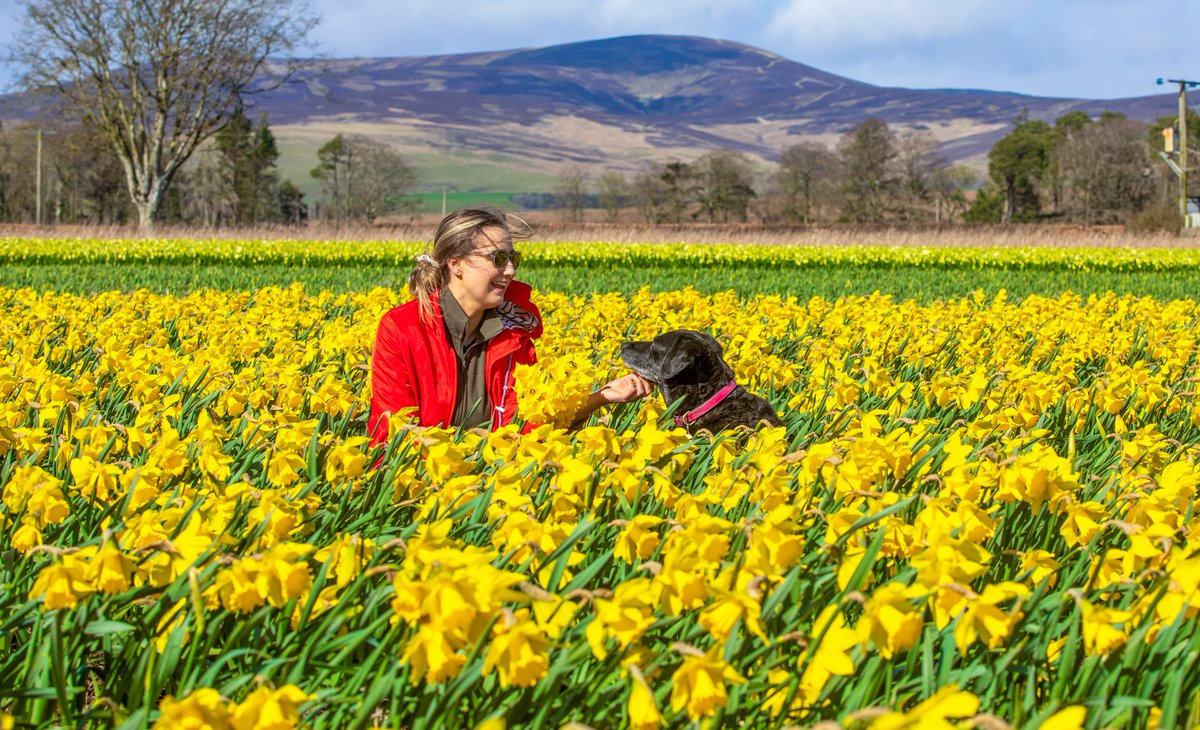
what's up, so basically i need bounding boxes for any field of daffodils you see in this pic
[2,239,1200,728]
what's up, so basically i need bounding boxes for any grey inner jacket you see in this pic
[439,288,504,429]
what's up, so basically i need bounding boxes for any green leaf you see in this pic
[84,619,135,637]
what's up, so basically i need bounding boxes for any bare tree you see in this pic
[776,142,837,223]
[0,119,130,224]
[597,171,629,222]
[838,118,897,223]
[54,121,130,223]
[895,130,948,221]
[353,138,418,223]
[0,123,17,221]
[554,166,589,223]
[1057,117,1154,224]
[0,124,41,222]
[929,165,979,223]
[310,133,416,225]
[695,150,756,223]
[10,0,318,229]
[631,166,666,223]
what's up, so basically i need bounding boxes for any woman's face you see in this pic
[447,226,517,317]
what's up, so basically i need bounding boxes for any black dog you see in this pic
[620,329,783,433]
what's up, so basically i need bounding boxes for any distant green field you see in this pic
[8,263,1200,302]
[408,191,520,214]
[272,128,560,201]
[8,238,1200,301]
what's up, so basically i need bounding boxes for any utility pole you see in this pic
[1158,77,1199,222]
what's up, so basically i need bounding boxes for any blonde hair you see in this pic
[409,208,532,323]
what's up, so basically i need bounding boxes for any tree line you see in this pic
[548,112,1192,229]
[4,0,1192,232]
[1,109,1188,230]
[0,114,417,228]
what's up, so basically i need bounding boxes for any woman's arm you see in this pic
[368,313,418,445]
[569,373,653,428]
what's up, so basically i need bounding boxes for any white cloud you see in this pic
[311,0,775,57]
[760,0,1197,98]
[765,0,1008,48]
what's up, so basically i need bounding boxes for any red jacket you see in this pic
[368,282,543,446]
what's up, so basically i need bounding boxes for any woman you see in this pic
[368,208,651,446]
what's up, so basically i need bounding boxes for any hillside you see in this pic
[4,35,1189,194]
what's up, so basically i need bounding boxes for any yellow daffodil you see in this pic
[867,684,980,729]
[230,684,313,730]
[482,614,552,688]
[669,644,746,721]
[1080,600,1132,655]
[152,688,233,729]
[586,577,658,660]
[614,515,664,563]
[1037,705,1087,730]
[858,582,925,659]
[627,666,664,730]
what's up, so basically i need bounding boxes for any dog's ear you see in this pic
[690,331,723,356]
[650,331,704,382]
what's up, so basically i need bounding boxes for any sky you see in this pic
[1,0,1197,100]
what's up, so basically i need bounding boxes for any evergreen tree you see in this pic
[215,108,281,226]
[984,112,1054,222]
[311,134,352,224]
[279,180,307,226]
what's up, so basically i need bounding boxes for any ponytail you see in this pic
[408,253,447,325]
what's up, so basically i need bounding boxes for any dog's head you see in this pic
[619,330,734,404]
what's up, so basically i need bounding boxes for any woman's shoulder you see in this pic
[378,299,426,332]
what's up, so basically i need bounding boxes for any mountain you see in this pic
[3,35,1189,193]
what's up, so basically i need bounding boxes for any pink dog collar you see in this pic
[674,379,738,429]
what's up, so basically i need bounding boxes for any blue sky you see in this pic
[2,0,1196,100]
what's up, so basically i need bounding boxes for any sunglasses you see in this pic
[468,249,523,271]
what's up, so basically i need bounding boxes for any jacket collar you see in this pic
[494,281,543,340]
[439,288,503,355]
[428,282,542,354]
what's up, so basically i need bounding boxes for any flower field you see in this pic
[8,237,1200,299]
[3,238,1200,729]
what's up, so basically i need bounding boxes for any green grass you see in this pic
[407,191,520,214]
[272,133,559,200]
[402,150,558,194]
[5,262,1200,301]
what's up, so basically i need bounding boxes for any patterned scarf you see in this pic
[496,299,539,332]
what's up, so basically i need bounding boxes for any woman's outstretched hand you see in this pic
[598,373,654,404]
[567,373,654,429]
